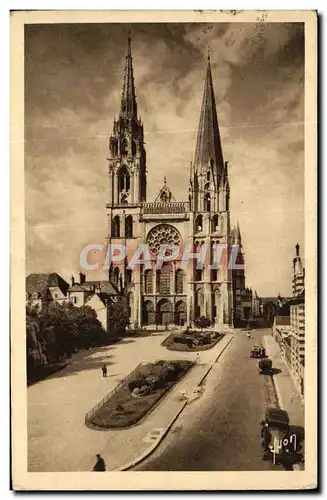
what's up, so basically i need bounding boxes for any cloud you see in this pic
[25,22,304,296]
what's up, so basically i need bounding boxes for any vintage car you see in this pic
[250,345,266,358]
[261,407,291,462]
[258,357,273,374]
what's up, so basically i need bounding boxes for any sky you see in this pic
[25,22,304,297]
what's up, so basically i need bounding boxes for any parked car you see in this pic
[258,358,273,374]
[261,407,290,463]
[250,346,266,358]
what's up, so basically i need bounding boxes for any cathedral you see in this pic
[106,36,248,329]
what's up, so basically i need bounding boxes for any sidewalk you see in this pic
[263,335,304,427]
[28,330,233,472]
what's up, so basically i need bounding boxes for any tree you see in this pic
[39,302,107,355]
[26,300,108,383]
[194,316,212,332]
[107,296,129,337]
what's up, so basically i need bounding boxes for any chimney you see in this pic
[80,272,86,285]
[71,275,75,286]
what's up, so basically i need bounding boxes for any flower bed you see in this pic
[87,359,194,429]
[163,330,225,351]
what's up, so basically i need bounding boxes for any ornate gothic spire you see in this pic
[235,221,241,241]
[193,54,224,177]
[121,34,137,119]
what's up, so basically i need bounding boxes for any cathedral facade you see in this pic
[106,37,247,329]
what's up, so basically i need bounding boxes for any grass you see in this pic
[163,330,225,352]
[87,359,194,429]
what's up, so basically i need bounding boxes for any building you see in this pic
[67,273,118,331]
[106,36,249,329]
[252,290,261,318]
[289,244,305,395]
[26,273,70,311]
[272,315,291,359]
[270,244,305,397]
[230,224,253,325]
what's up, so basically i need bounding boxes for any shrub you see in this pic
[139,385,151,396]
[116,404,125,414]
[88,360,194,429]
[145,375,160,389]
[128,373,148,392]
[194,316,213,331]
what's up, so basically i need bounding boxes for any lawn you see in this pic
[163,330,225,351]
[87,359,194,429]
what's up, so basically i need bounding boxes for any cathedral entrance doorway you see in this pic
[174,300,186,326]
[156,299,173,326]
[143,300,155,325]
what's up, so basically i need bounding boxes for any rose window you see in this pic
[147,224,181,256]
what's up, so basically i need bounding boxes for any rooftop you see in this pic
[26,273,70,297]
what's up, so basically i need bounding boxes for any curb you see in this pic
[199,334,234,386]
[118,334,234,471]
[263,336,305,472]
[262,336,285,409]
[118,401,188,471]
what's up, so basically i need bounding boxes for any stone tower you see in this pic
[106,40,246,329]
[188,54,233,326]
[107,35,146,210]
[293,243,305,296]
[106,35,147,317]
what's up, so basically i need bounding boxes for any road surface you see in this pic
[135,328,277,471]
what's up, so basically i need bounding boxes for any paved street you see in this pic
[27,328,233,471]
[135,328,276,471]
[28,326,300,472]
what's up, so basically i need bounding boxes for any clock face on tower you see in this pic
[146,224,181,256]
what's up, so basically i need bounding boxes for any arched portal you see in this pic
[174,300,186,326]
[156,298,173,326]
[143,300,155,326]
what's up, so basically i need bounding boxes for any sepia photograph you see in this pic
[11,10,317,490]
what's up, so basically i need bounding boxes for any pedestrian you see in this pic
[93,454,106,471]
[196,353,200,365]
[101,364,107,378]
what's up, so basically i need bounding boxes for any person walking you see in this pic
[101,364,107,378]
[196,353,200,365]
[93,454,106,471]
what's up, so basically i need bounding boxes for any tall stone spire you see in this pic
[120,34,137,119]
[235,221,241,241]
[108,34,147,205]
[193,54,224,178]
